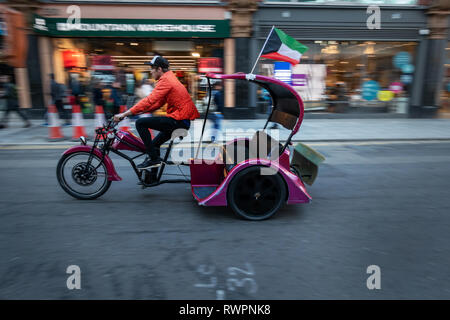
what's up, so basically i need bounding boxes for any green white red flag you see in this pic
[261,27,309,65]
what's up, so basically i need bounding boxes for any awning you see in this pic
[32,15,230,38]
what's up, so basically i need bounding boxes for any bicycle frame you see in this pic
[82,119,190,188]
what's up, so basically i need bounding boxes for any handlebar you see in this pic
[106,117,119,130]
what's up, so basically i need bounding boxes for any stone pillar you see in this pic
[418,0,449,117]
[227,0,258,116]
[15,67,32,108]
[39,36,53,108]
[224,38,235,109]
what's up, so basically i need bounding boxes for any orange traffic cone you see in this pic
[118,105,131,131]
[48,104,64,141]
[95,105,107,140]
[71,105,87,141]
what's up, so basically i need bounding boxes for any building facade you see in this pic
[252,0,449,117]
[0,0,448,118]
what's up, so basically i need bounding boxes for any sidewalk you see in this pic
[1,115,450,146]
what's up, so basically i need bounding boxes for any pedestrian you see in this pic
[69,74,81,105]
[92,80,104,108]
[210,82,224,142]
[0,75,31,129]
[113,55,200,173]
[51,74,70,125]
[110,81,123,115]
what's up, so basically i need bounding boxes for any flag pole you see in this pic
[250,25,275,74]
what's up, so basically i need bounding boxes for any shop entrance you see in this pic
[52,38,224,115]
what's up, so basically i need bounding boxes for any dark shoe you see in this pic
[23,123,32,128]
[0,124,7,129]
[137,157,163,170]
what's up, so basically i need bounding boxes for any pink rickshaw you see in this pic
[57,73,323,220]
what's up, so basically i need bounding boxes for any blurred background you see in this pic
[1,0,450,300]
[0,0,448,120]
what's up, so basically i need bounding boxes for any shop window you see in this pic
[438,41,450,117]
[260,40,417,114]
[263,0,418,5]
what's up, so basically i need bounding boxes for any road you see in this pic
[0,141,449,299]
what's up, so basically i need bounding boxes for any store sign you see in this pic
[63,50,85,68]
[33,15,230,38]
[91,55,114,70]
[274,62,292,85]
[291,64,326,101]
[292,74,307,87]
[198,58,223,73]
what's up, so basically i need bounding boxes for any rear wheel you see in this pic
[57,151,111,200]
[227,166,287,221]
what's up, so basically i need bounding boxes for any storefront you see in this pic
[33,3,230,113]
[438,40,450,116]
[252,2,429,115]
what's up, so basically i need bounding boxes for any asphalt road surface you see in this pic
[0,141,449,299]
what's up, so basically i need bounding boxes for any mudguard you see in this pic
[62,146,122,181]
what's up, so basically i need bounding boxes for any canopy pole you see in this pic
[250,25,275,75]
[195,77,212,159]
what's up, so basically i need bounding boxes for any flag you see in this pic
[261,28,309,65]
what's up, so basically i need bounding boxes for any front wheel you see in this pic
[57,151,112,200]
[227,166,287,221]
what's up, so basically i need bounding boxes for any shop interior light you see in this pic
[130,43,139,46]
[321,45,339,55]
[116,42,124,46]
[364,44,375,55]
[191,52,200,57]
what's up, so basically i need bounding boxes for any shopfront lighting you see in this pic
[192,52,200,58]
[321,45,339,55]
[130,42,139,46]
[364,44,375,55]
[116,42,124,46]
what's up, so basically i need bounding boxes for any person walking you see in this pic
[51,74,70,125]
[0,75,31,129]
[210,82,224,142]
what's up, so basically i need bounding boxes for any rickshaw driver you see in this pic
[114,56,200,169]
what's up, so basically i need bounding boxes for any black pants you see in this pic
[1,103,30,125]
[135,116,190,159]
[55,99,70,123]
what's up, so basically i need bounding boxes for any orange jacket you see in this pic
[130,71,200,120]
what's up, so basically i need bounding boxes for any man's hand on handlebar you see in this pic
[113,109,133,123]
[113,113,125,123]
